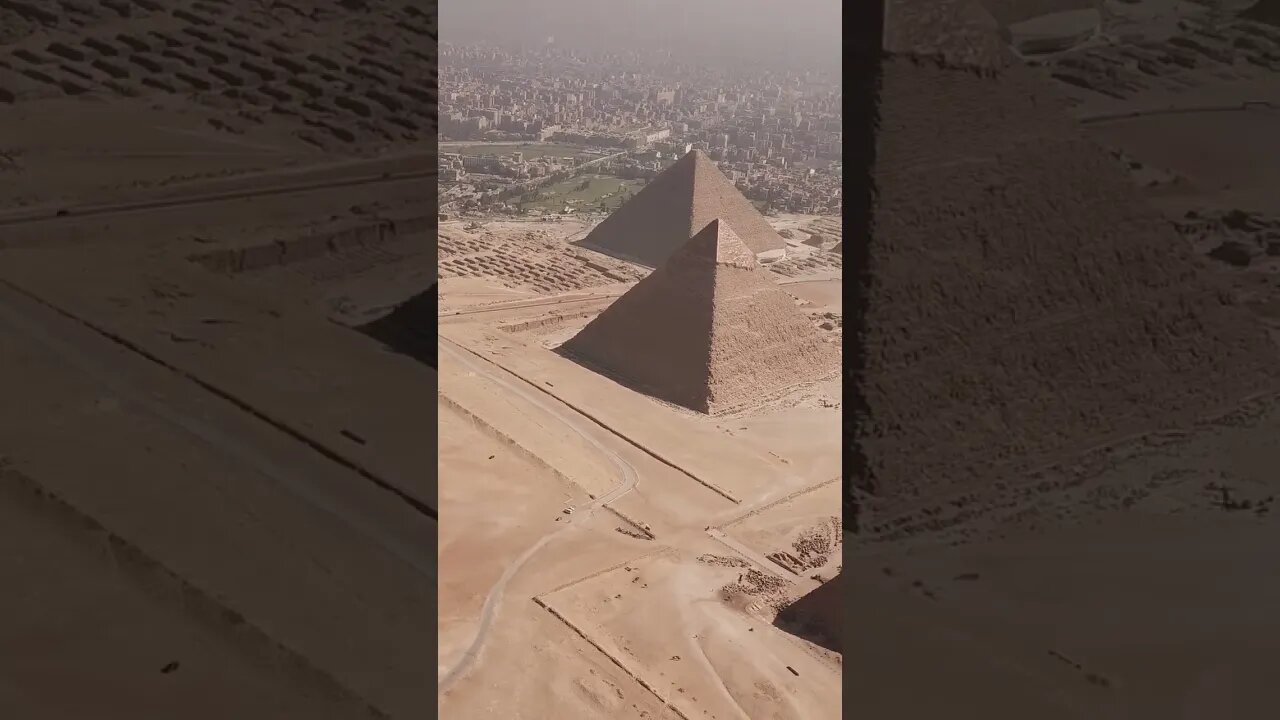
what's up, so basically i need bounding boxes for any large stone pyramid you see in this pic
[848,0,1278,525]
[577,149,786,269]
[561,219,838,414]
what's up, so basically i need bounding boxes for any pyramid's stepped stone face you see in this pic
[686,152,789,261]
[704,262,840,414]
[564,221,837,415]
[582,154,697,267]
[849,49,1279,505]
[580,150,785,269]
[563,247,716,412]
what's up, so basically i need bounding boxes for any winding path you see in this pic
[437,336,640,691]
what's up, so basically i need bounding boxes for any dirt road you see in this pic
[437,336,639,692]
[0,167,434,230]
[0,278,433,579]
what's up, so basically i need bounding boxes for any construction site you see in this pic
[853,0,1280,717]
[0,2,435,718]
[437,149,844,719]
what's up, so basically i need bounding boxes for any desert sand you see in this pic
[0,2,435,717]
[437,152,843,719]
[851,1,1280,717]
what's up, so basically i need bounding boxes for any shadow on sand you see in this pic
[772,573,842,653]
[357,284,437,369]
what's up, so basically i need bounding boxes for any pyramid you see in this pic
[576,149,786,269]
[561,219,838,414]
[847,0,1279,525]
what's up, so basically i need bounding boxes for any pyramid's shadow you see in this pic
[773,614,841,654]
[357,284,438,369]
[772,575,842,654]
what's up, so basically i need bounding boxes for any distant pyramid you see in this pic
[561,219,837,414]
[847,0,1278,526]
[576,149,786,269]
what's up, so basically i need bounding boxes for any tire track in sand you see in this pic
[438,336,639,692]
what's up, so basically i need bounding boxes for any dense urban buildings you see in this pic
[439,43,842,216]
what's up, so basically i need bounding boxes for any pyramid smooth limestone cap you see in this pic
[685,218,758,269]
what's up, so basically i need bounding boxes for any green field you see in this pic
[518,175,643,212]
[445,142,591,161]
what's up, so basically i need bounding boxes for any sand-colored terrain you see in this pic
[0,0,434,209]
[0,2,435,716]
[851,0,1279,515]
[850,1,1280,717]
[855,392,1280,718]
[437,158,842,719]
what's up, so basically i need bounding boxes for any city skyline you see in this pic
[438,41,842,217]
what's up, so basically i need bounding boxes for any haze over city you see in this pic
[442,0,842,68]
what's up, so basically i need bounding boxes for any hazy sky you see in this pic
[442,0,841,68]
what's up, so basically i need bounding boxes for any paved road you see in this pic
[437,336,639,692]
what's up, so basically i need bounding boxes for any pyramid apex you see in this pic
[678,148,714,167]
[577,143,785,267]
[689,219,757,269]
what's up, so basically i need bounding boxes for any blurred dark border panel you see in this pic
[844,2,883,718]
[844,2,883,535]
[0,1,438,718]
[844,1,1280,718]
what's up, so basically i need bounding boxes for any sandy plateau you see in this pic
[437,206,843,719]
[0,2,435,717]
[850,1,1280,718]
